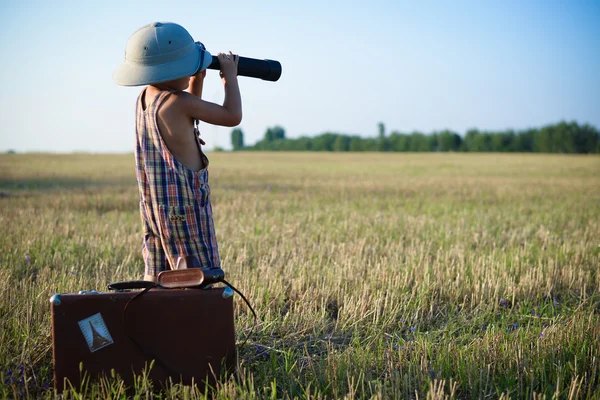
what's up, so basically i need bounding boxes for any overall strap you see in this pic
[144,90,176,169]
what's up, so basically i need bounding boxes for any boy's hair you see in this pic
[113,22,212,87]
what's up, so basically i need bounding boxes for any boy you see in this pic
[113,22,241,281]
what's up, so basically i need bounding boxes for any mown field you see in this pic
[0,152,599,399]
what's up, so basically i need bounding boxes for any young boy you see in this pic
[113,22,241,281]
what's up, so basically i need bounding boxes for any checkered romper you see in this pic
[135,89,220,276]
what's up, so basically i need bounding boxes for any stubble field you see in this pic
[0,152,599,399]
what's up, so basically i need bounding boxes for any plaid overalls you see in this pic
[135,89,221,277]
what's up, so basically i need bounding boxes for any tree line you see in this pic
[230,121,599,153]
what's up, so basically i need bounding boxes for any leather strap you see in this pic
[107,280,156,291]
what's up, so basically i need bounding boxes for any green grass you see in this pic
[1,152,599,399]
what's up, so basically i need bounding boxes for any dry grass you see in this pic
[0,152,599,399]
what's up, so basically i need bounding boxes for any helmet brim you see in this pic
[113,43,212,87]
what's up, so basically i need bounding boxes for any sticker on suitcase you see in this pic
[78,313,114,352]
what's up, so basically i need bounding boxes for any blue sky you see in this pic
[0,0,599,152]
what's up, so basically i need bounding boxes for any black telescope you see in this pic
[205,56,282,82]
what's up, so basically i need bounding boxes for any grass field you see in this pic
[0,152,599,399]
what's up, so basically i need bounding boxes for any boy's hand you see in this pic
[218,51,239,79]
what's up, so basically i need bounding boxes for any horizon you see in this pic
[2,119,597,154]
[1,0,599,152]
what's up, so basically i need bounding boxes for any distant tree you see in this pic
[272,126,285,140]
[333,135,350,152]
[231,128,244,150]
[377,122,389,151]
[427,133,438,152]
[436,130,462,152]
[302,137,314,150]
[577,123,599,153]
[293,137,313,151]
[462,129,478,152]
[270,139,286,151]
[513,129,534,152]
[311,133,338,151]
[396,134,410,152]
[264,129,274,142]
[409,132,425,152]
[402,135,412,152]
[263,125,285,143]
[481,133,494,152]
[349,136,364,151]
[363,138,379,151]
[465,130,493,152]
[533,125,553,153]
[501,130,516,152]
[264,131,273,142]
[491,131,514,152]
[389,132,409,152]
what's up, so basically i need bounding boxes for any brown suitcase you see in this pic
[50,286,236,392]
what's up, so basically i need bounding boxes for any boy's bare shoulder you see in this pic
[159,90,199,114]
[162,90,191,103]
[162,90,202,111]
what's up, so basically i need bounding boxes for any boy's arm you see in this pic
[220,56,242,124]
[188,70,206,98]
[179,52,242,127]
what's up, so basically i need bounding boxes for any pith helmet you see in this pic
[113,22,212,86]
